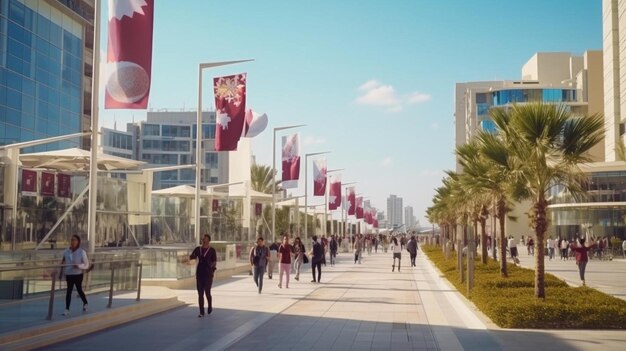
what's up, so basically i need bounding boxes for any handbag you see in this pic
[303,254,309,264]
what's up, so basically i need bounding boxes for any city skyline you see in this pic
[91,1,603,225]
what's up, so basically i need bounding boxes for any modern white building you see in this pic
[404,206,416,230]
[386,194,403,229]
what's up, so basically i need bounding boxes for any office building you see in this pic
[0,0,94,151]
[404,206,416,230]
[386,194,403,228]
[101,110,233,190]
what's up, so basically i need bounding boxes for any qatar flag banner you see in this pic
[244,109,268,138]
[21,170,37,195]
[41,172,55,196]
[356,197,364,219]
[313,158,327,196]
[57,174,72,198]
[347,187,356,215]
[105,0,154,109]
[214,74,247,151]
[328,174,342,210]
[281,133,300,189]
[373,219,379,228]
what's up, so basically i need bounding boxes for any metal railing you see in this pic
[0,259,142,320]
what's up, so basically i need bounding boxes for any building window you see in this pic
[205,152,218,168]
[162,125,190,138]
[143,124,160,136]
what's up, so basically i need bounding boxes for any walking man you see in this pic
[547,236,555,261]
[311,235,324,283]
[508,235,519,264]
[277,236,292,289]
[190,234,217,317]
[329,235,338,266]
[407,235,418,267]
[250,237,269,294]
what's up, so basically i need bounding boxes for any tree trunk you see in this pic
[533,197,548,299]
[498,198,508,278]
[480,217,488,264]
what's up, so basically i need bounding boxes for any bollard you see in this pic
[136,263,142,302]
[467,240,474,295]
[46,271,57,320]
[107,266,115,308]
[458,240,464,283]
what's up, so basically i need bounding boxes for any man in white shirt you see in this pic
[508,236,519,264]
[547,237,555,260]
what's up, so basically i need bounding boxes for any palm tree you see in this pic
[490,103,604,298]
[250,164,280,194]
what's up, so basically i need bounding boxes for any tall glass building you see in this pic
[0,0,94,151]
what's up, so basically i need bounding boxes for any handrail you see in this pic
[0,259,143,321]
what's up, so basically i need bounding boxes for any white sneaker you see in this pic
[62,309,70,316]
[83,304,88,312]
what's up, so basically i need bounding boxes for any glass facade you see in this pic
[0,0,84,151]
[548,171,626,240]
[491,88,576,106]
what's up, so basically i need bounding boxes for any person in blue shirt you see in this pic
[60,235,90,316]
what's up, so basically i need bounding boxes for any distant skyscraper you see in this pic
[404,206,415,229]
[386,195,403,228]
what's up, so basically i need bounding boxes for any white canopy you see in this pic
[151,184,227,198]
[19,148,145,171]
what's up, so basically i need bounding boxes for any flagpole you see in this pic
[195,60,254,245]
[87,0,102,254]
[271,125,305,243]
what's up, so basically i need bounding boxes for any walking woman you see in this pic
[391,236,402,272]
[190,234,217,317]
[249,237,269,294]
[277,235,292,289]
[570,238,596,286]
[293,237,306,281]
[60,235,90,316]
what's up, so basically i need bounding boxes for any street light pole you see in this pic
[195,59,253,245]
[271,125,305,243]
[303,151,330,243]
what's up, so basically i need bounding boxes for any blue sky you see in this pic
[100,0,602,225]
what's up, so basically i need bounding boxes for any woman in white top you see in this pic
[60,235,90,316]
[391,237,402,272]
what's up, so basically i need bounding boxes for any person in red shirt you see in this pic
[277,235,293,289]
[570,238,596,286]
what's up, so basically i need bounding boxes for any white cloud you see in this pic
[356,80,430,112]
[303,136,327,145]
[380,157,393,167]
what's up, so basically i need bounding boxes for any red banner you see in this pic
[281,133,300,189]
[57,174,72,198]
[328,174,341,210]
[313,158,326,196]
[255,203,263,217]
[212,199,220,213]
[356,197,364,219]
[21,170,37,195]
[41,172,55,196]
[347,187,356,216]
[214,73,247,151]
[105,0,154,109]
[373,219,379,228]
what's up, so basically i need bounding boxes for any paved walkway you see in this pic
[515,251,626,301]
[41,251,626,351]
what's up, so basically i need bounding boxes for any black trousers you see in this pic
[196,274,214,314]
[410,253,417,266]
[66,274,88,309]
[312,261,322,282]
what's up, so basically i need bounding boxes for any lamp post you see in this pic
[195,59,253,245]
[271,125,305,243]
[325,168,344,237]
[303,151,330,243]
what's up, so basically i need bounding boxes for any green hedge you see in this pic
[422,245,626,329]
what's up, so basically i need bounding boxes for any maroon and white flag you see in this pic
[212,199,220,213]
[313,158,327,196]
[356,196,364,219]
[21,170,37,195]
[255,203,263,217]
[281,133,300,189]
[373,219,379,228]
[244,108,268,138]
[214,73,247,151]
[41,172,55,196]
[347,187,356,216]
[57,174,72,198]
[328,174,341,210]
[105,0,154,109]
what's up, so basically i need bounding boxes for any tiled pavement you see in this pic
[40,250,626,351]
